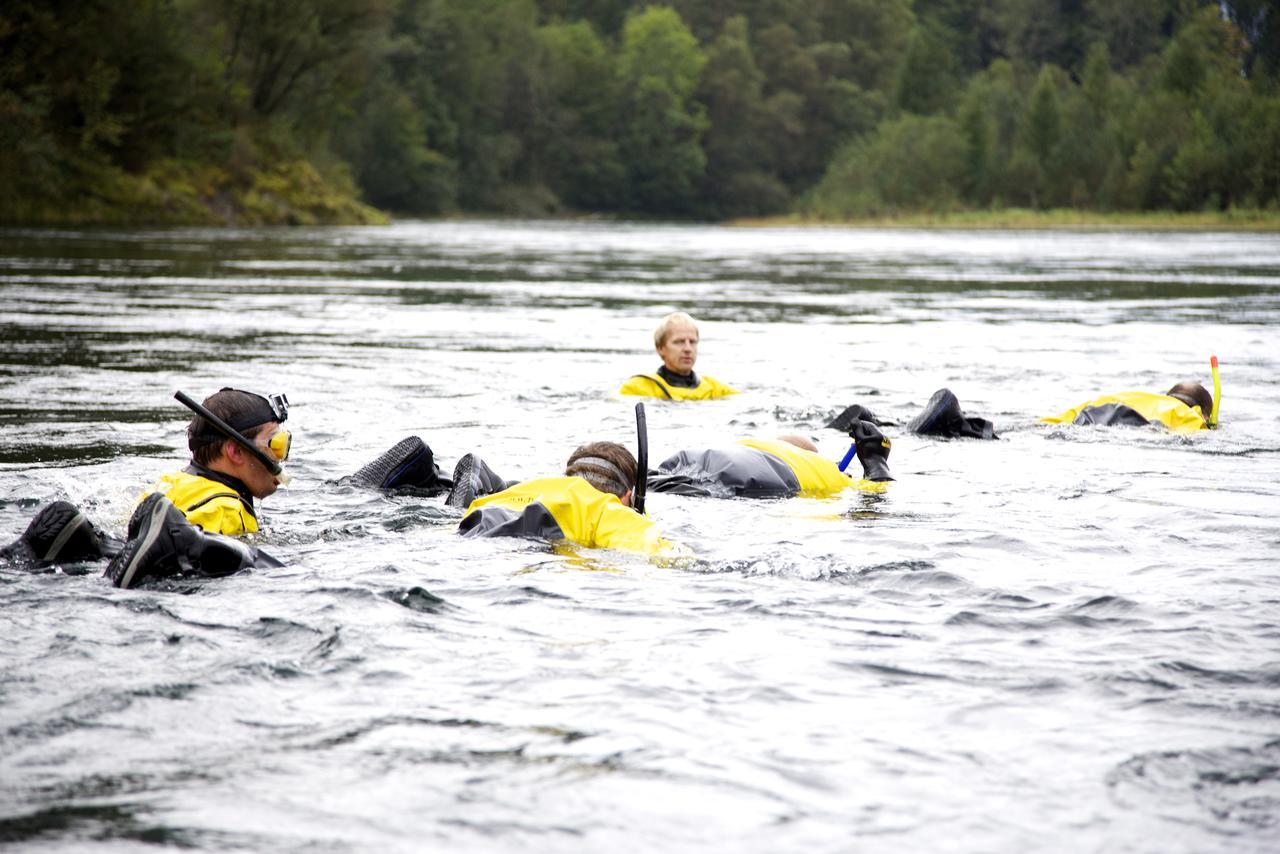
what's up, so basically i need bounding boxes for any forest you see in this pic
[1,0,1278,225]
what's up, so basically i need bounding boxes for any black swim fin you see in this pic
[445,453,510,509]
[346,436,449,491]
[826,403,891,431]
[1,500,106,568]
[906,388,998,440]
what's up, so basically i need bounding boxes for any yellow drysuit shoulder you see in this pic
[1042,391,1208,434]
[462,476,676,555]
[149,469,259,535]
[736,438,853,498]
[618,372,739,400]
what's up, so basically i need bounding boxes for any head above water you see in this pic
[654,311,699,376]
[1166,381,1213,422]
[187,388,290,498]
[566,441,638,504]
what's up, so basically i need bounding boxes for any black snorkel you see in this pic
[175,390,284,478]
[634,402,648,514]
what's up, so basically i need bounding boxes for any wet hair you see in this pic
[1166,381,1213,420]
[565,441,638,498]
[654,311,699,349]
[189,388,275,466]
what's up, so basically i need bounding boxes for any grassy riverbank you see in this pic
[733,208,1280,231]
[2,159,387,228]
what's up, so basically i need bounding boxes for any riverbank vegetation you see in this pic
[2,1,1278,226]
[741,208,1280,231]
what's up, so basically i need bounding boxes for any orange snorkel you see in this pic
[1209,355,1221,427]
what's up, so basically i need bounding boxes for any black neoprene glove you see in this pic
[851,420,893,482]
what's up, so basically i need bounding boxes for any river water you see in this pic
[1,221,1278,852]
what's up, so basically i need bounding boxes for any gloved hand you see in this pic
[851,420,893,482]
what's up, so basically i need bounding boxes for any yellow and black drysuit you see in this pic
[459,476,677,556]
[103,463,273,590]
[648,438,868,499]
[148,463,261,535]
[619,366,738,400]
[1042,391,1209,435]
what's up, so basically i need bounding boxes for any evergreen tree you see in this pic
[895,25,959,115]
[696,16,788,216]
[616,6,708,214]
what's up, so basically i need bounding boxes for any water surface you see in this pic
[2,221,1279,852]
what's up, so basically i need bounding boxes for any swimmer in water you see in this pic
[647,420,893,499]
[1043,380,1214,434]
[619,311,738,401]
[2,388,447,589]
[457,441,682,556]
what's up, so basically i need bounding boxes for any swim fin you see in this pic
[445,453,510,509]
[826,403,891,431]
[0,500,106,568]
[346,436,449,491]
[906,388,997,440]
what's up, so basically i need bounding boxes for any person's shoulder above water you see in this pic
[151,465,258,536]
[1043,381,1213,434]
[458,441,681,556]
[618,311,738,400]
[619,370,739,401]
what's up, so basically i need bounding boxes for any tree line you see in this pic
[1,0,1277,224]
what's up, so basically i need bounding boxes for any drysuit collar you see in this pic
[185,462,258,516]
[657,365,699,389]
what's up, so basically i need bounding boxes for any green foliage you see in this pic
[4,0,1280,225]
[0,0,389,224]
[803,114,968,217]
[529,20,626,210]
[697,16,788,215]
[896,25,960,115]
[616,6,708,214]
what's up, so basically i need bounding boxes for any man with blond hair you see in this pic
[619,311,738,400]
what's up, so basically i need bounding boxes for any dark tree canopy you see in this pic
[1,0,1277,224]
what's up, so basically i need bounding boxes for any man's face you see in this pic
[657,323,698,375]
[239,422,285,499]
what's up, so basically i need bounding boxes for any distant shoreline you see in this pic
[6,207,1279,232]
[729,209,1280,232]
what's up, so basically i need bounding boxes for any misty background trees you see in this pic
[2,0,1277,223]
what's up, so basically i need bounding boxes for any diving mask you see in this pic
[256,427,293,486]
[260,428,292,462]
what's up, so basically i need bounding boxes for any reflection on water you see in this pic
[1,222,1279,852]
